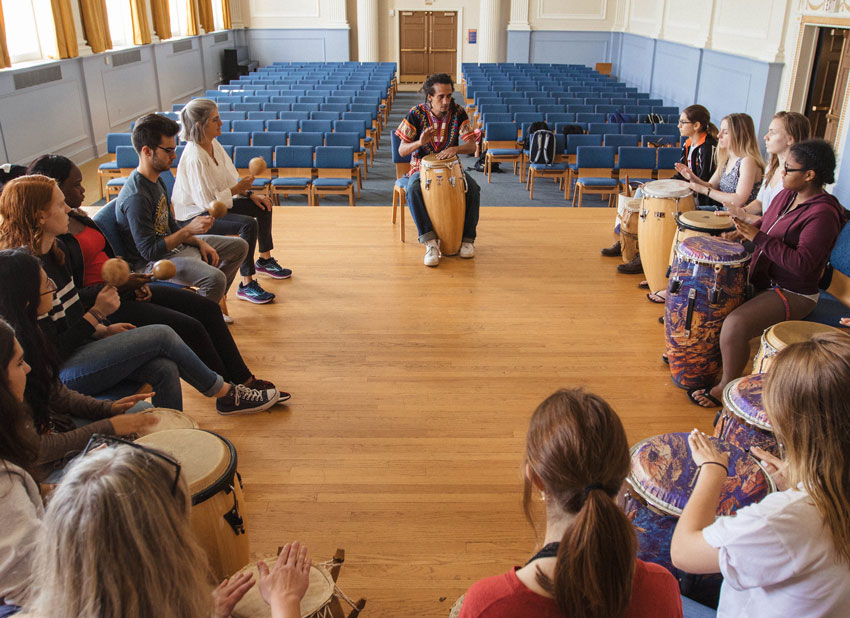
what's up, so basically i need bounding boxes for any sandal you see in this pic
[658,316,665,325]
[662,353,669,365]
[646,292,666,304]
[687,387,722,408]
[638,280,649,289]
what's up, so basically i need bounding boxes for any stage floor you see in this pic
[178,207,714,616]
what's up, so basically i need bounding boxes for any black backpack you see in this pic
[642,113,664,125]
[528,130,556,165]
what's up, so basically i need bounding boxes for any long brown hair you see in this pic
[764,111,811,182]
[763,331,850,566]
[0,318,39,481]
[522,389,637,618]
[681,104,718,139]
[0,174,64,263]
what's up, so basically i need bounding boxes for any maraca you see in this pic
[152,259,176,280]
[101,257,130,287]
[208,200,227,218]
[248,157,266,176]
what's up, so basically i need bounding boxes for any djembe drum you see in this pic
[753,321,848,374]
[715,374,779,457]
[618,196,642,263]
[638,179,695,293]
[420,154,467,256]
[133,408,199,437]
[668,210,735,266]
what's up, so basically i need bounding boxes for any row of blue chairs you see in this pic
[479,111,679,127]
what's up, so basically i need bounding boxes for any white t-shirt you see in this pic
[703,487,850,617]
[0,461,44,605]
[756,176,783,216]
[171,139,240,221]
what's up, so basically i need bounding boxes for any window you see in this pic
[4,0,56,64]
[105,0,135,47]
[212,1,224,31]
[169,0,190,37]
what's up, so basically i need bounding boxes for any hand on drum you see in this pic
[436,146,459,160]
[751,446,789,491]
[108,411,159,436]
[731,216,759,241]
[110,391,154,414]
[674,163,694,181]
[213,571,256,618]
[257,541,312,614]
[688,429,730,471]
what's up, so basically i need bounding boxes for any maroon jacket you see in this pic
[750,189,847,295]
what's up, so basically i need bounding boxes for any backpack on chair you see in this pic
[528,123,556,166]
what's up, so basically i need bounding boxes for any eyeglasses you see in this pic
[41,277,57,296]
[783,163,806,174]
[156,145,176,155]
[82,434,182,496]
[677,120,694,125]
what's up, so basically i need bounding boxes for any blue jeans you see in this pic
[682,595,717,617]
[58,324,224,410]
[405,170,480,244]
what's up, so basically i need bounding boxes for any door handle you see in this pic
[812,106,829,111]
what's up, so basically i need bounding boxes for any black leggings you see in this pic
[109,283,252,384]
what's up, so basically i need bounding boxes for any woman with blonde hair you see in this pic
[459,389,682,618]
[675,113,764,211]
[20,440,311,618]
[671,332,850,615]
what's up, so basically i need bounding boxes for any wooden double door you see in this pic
[399,11,457,83]
[806,27,850,144]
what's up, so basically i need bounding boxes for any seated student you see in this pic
[173,98,291,304]
[688,140,846,408]
[115,113,249,306]
[458,389,682,618]
[0,319,43,617]
[19,441,312,618]
[671,332,850,616]
[27,154,287,403]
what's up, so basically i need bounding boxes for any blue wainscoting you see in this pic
[246,29,350,65]
[507,31,619,68]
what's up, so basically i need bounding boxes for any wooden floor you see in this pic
[169,206,715,617]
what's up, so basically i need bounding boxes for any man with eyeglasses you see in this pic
[116,113,248,307]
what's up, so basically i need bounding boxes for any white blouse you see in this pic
[0,461,44,606]
[171,140,240,221]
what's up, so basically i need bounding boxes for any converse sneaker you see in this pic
[423,240,440,267]
[255,257,292,280]
[459,242,475,258]
[248,377,291,404]
[236,280,275,304]
[216,383,279,415]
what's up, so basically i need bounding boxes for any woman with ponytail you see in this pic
[459,389,682,618]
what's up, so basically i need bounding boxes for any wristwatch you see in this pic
[243,190,253,198]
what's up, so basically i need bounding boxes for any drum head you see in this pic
[676,210,735,233]
[134,408,199,437]
[231,561,335,618]
[724,375,771,431]
[135,429,231,497]
[764,321,846,350]
[642,179,691,199]
[420,153,459,169]
[627,433,773,516]
[619,197,642,216]
[675,235,749,265]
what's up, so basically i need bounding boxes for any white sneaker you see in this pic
[459,242,475,258]
[423,241,440,267]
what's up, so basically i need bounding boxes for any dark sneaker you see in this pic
[255,257,292,280]
[248,377,291,404]
[236,280,275,304]
[216,383,278,415]
[617,255,643,275]
[601,241,622,257]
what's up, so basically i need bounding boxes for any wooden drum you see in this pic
[135,429,249,579]
[669,210,735,266]
[618,196,642,263]
[753,320,848,374]
[134,407,199,437]
[638,180,695,294]
[420,154,467,256]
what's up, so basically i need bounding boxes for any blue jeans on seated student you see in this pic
[58,324,225,411]
[405,170,481,244]
[681,595,717,617]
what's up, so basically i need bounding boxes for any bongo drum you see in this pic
[665,236,750,389]
[669,211,735,266]
[753,321,847,374]
[618,197,642,263]
[622,432,774,575]
[135,429,248,579]
[715,374,779,457]
[420,154,467,256]
[638,179,695,293]
[134,408,198,437]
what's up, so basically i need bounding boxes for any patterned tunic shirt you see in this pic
[395,102,478,176]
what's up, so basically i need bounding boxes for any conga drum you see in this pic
[638,179,696,293]
[669,210,735,266]
[420,154,467,255]
[135,429,249,579]
[622,432,774,603]
[134,407,199,437]
[715,374,779,457]
[753,320,848,374]
[665,236,750,389]
[618,197,642,263]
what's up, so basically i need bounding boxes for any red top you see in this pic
[74,225,110,286]
[459,559,683,618]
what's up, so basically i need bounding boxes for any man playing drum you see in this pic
[395,73,481,267]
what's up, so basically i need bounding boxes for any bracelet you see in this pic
[698,461,729,476]
[88,309,108,325]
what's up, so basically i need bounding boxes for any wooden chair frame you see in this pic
[572,168,618,207]
[483,139,522,182]
[312,168,356,207]
[392,161,411,242]
[271,166,314,206]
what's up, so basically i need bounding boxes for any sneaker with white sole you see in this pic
[255,257,292,279]
[216,383,278,415]
[236,280,275,304]
[459,242,475,258]
[424,241,440,267]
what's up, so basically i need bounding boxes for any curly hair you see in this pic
[789,139,836,186]
[421,73,454,100]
